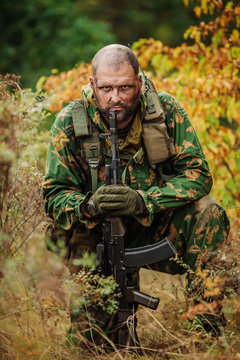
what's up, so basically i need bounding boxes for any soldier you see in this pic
[43,44,230,343]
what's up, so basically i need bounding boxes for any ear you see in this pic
[138,74,143,88]
[89,76,94,88]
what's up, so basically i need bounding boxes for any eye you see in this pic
[99,86,111,92]
[120,85,134,91]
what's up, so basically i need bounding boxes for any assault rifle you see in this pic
[96,111,177,348]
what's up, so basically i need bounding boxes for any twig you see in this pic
[145,308,185,346]
[11,219,44,256]
[0,305,70,321]
[8,211,37,251]
[1,80,23,97]
[86,323,125,360]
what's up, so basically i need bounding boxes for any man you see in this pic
[43,44,230,343]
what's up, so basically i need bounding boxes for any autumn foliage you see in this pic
[1,1,240,359]
[43,1,240,234]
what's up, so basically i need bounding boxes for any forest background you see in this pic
[0,0,216,88]
[0,0,240,359]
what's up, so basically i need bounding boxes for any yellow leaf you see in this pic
[230,29,239,43]
[194,6,202,18]
[201,0,208,15]
[226,2,234,10]
[183,28,192,40]
[51,68,59,74]
[35,75,46,91]
[204,288,221,298]
[195,30,201,43]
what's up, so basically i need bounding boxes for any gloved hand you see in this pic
[86,184,147,217]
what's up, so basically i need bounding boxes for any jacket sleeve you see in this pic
[137,92,213,227]
[42,105,95,230]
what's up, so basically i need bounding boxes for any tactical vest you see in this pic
[72,79,176,191]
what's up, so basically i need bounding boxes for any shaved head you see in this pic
[89,44,142,129]
[92,44,139,76]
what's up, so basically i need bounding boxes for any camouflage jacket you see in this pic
[42,85,213,230]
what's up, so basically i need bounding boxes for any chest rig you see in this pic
[72,99,133,192]
[72,78,176,191]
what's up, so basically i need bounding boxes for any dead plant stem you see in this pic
[145,309,185,346]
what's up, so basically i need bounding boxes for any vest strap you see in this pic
[80,148,133,160]
[121,147,144,184]
[89,159,100,192]
[72,100,89,136]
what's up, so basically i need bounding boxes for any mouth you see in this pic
[109,107,124,111]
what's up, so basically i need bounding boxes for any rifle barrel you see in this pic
[109,111,118,185]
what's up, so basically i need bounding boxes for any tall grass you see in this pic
[1,76,240,359]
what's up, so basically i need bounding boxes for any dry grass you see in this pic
[0,76,240,359]
[1,221,240,360]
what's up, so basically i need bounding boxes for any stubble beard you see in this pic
[94,90,141,124]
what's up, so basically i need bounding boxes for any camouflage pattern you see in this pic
[43,84,216,232]
[43,84,230,343]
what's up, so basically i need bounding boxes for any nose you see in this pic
[110,88,121,103]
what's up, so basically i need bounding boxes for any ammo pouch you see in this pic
[72,99,112,192]
[68,225,100,273]
[45,222,100,273]
[72,99,104,166]
[142,78,176,169]
[45,223,72,254]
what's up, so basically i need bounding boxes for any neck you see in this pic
[102,114,133,131]
[114,116,134,130]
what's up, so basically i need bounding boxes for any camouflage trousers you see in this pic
[49,196,230,345]
[125,195,230,275]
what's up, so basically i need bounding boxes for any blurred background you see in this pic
[0,0,215,88]
[0,2,239,358]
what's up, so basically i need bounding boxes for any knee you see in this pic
[195,196,217,213]
[195,196,227,224]
[193,196,230,244]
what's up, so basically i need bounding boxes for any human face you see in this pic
[89,62,142,129]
